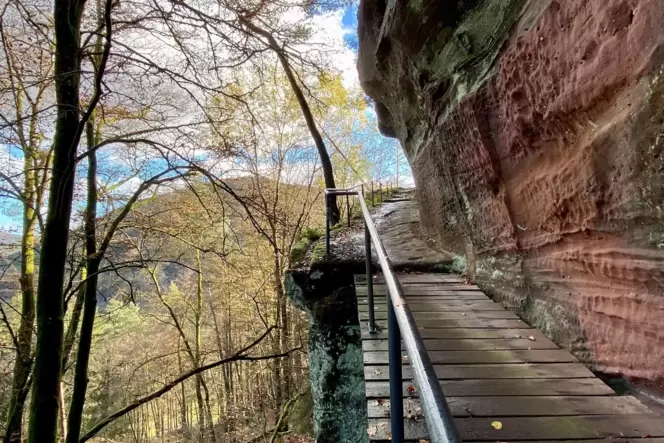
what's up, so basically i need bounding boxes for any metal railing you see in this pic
[323,187,461,443]
[333,179,394,231]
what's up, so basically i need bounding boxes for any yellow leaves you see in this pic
[367,422,389,438]
[405,399,423,420]
[316,72,348,107]
[314,71,366,112]
[491,421,503,430]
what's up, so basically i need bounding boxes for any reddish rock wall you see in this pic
[358,0,664,384]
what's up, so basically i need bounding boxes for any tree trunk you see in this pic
[239,17,339,223]
[58,382,67,442]
[177,347,190,440]
[64,118,99,443]
[62,264,86,372]
[64,257,99,443]
[4,151,37,443]
[194,379,205,443]
[276,48,339,223]
[273,307,282,413]
[207,291,228,435]
[201,380,215,443]
[194,250,216,443]
[27,0,85,435]
[275,257,290,405]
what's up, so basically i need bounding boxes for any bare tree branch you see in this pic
[79,327,298,442]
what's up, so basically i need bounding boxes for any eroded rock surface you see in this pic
[358,0,664,384]
[372,192,455,269]
[285,263,368,443]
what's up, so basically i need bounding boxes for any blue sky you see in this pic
[341,5,359,51]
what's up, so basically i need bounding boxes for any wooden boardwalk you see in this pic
[355,273,664,442]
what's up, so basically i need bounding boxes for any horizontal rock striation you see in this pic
[358,0,664,384]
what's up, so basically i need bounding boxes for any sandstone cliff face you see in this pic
[358,0,664,384]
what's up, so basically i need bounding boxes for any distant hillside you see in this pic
[0,178,323,304]
[0,231,20,251]
[0,231,22,300]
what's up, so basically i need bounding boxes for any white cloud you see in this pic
[308,10,359,88]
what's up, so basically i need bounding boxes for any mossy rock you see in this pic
[310,241,326,265]
[300,227,323,242]
[290,237,312,264]
[287,389,314,435]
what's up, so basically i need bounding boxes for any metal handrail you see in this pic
[330,178,393,209]
[329,179,392,234]
[323,188,461,443]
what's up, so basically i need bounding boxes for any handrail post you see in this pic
[371,182,375,207]
[323,188,462,443]
[388,298,404,442]
[364,221,376,334]
[325,193,331,256]
[346,194,351,228]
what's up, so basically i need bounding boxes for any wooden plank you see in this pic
[364,363,596,380]
[358,283,478,290]
[362,338,559,352]
[361,311,520,321]
[366,280,469,286]
[358,301,505,311]
[361,328,547,340]
[388,279,470,285]
[471,440,664,443]
[467,440,664,443]
[366,274,467,284]
[412,311,520,320]
[404,294,488,301]
[361,318,530,330]
[356,284,481,294]
[358,293,489,300]
[356,275,466,283]
[365,378,615,397]
[368,439,664,443]
[366,415,664,441]
[358,294,490,300]
[364,349,576,365]
[468,440,664,443]
[366,395,653,418]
